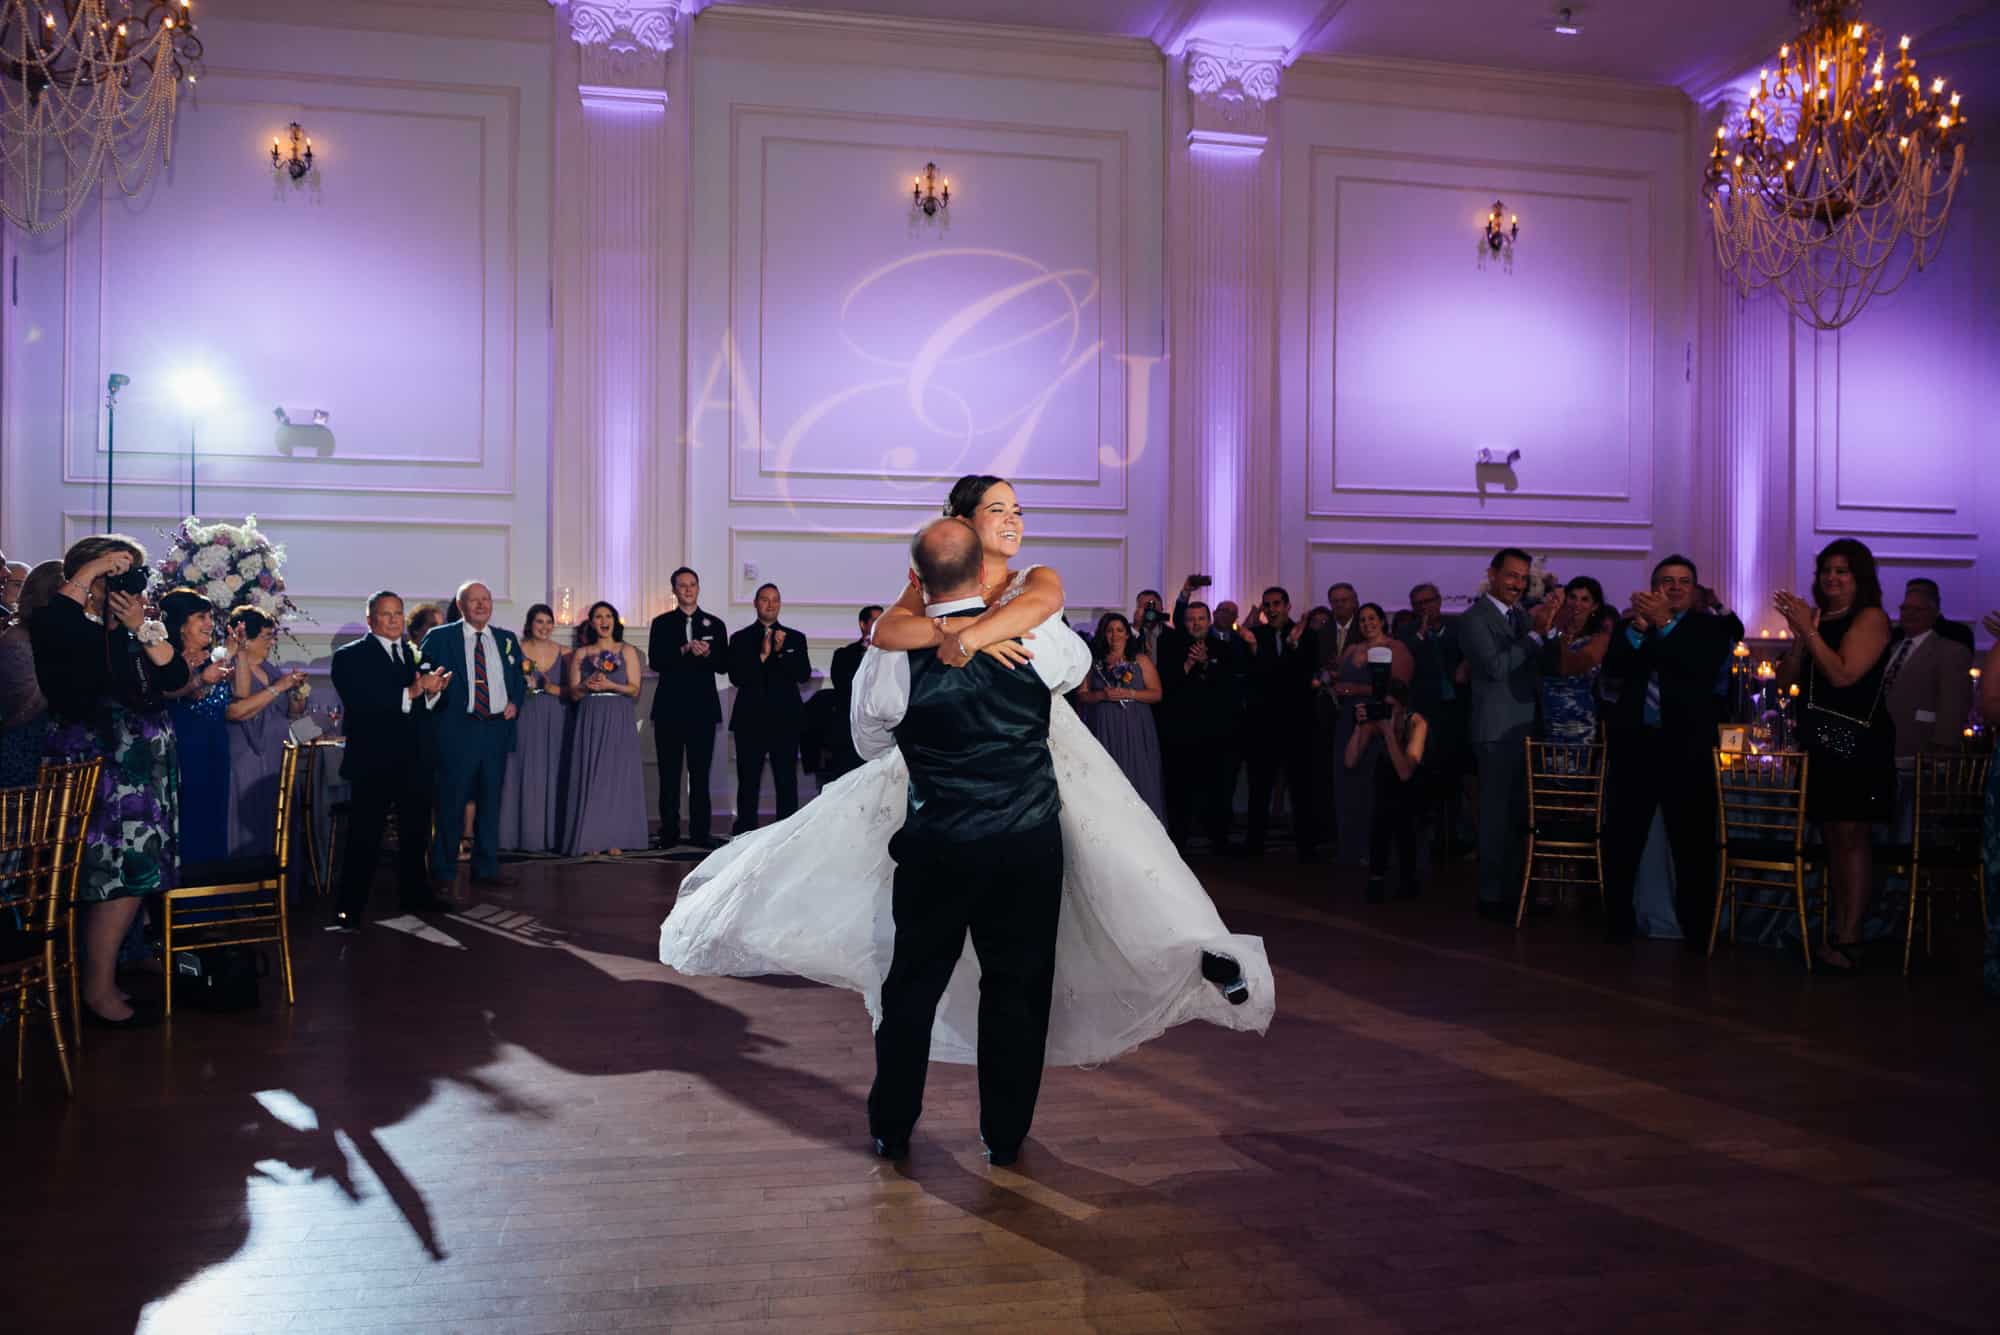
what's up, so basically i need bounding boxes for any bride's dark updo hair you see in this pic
[943,474,1008,519]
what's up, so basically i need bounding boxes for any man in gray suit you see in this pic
[1458,547,1561,920]
[1885,579,1974,830]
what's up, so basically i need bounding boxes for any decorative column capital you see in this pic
[1185,41,1283,150]
[553,1,683,105]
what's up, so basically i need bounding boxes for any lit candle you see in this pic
[1788,684,1800,698]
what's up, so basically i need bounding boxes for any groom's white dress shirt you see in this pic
[850,595,1091,762]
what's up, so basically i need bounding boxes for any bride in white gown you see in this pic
[659,475,1273,1066]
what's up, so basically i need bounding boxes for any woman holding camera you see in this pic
[1327,604,1413,867]
[31,535,189,1027]
[1346,677,1429,901]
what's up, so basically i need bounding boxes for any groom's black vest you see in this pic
[897,640,1058,845]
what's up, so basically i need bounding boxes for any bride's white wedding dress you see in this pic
[658,569,1274,1067]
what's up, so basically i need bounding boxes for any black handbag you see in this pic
[173,944,267,1011]
[1803,663,1884,760]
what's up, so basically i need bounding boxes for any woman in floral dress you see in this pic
[30,536,190,1027]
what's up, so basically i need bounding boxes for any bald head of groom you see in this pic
[910,518,983,604]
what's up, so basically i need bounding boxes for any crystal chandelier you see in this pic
[1703,0,1965,330]
[1,1,203,235]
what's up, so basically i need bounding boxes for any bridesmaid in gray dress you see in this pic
[1074,612,1167,822]
[501,603,568,852]
[561,601,648,855]
[226,608,307,857]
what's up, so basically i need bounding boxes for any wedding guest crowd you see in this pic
[5,528,1994,999]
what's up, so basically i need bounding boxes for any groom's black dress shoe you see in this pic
[982,1140,1020,1168]
[871,1136,909,1161]
[1200,950,1250,1006]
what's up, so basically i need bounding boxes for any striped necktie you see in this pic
[473,630,491,717]
[1882,638,1916,692]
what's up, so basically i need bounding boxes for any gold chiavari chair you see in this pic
[1903,753,1990,975]
[1517,739,1608,927]
[1,759,102,1095]
[1710,749,1813,970]
[162,741,300,1016]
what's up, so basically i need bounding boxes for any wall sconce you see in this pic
[271,122,315,181]
[911,162,949,219]
[1481,200,1518,268]
[1476,447,1521,467]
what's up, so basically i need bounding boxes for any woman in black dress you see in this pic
[1776,538,1893,972]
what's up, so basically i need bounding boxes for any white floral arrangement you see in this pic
[155,515,303,630]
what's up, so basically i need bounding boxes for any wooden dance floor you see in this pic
[11,855,1998,1334]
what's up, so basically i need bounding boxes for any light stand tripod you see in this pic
[104,373,130,530]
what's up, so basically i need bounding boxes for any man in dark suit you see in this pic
[816,603,881,783]
[1157,599,1240,852]
[1400,581,1469,850]
[329,591,448,930]
[728,582,811,833]
[647,566,729,848]
[419,579,528,888]
[1599,554,1740,946]
[1238,586,1319,860]
[1459,548,1562,919]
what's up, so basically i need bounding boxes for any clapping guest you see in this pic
[1599,557,1736,946]
[500,603,567,853]
[647,567,729,848]
[1460,548,1563,921]
[33,536,190,1026]
[1541,576,1617,744]
[1238,588,1318,860]
[1075,612,1166,822]
[330,592,444,928]
[0,561,61,786]
[1157,600,1240,852]
[160,590,233,867]
[562,601,648,856]
[419,580,527,889]
[727,583,810,833]
[1347,679,1428,901]
[226,608,306,858]
[1775,539,1894,972]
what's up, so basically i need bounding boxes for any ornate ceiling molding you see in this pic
[1186,41,1283,147]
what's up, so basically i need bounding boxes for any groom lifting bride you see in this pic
[659,473,1272,1167]
[851,516,1089,1164]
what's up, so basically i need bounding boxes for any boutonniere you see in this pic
[503,641,516,664]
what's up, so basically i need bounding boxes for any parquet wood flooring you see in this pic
[8,853,1996,1334]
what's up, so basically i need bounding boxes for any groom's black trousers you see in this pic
[868,818,1063,1153]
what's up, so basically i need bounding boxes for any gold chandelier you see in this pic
[1,0,203,235]
[1703,0,1965,330]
